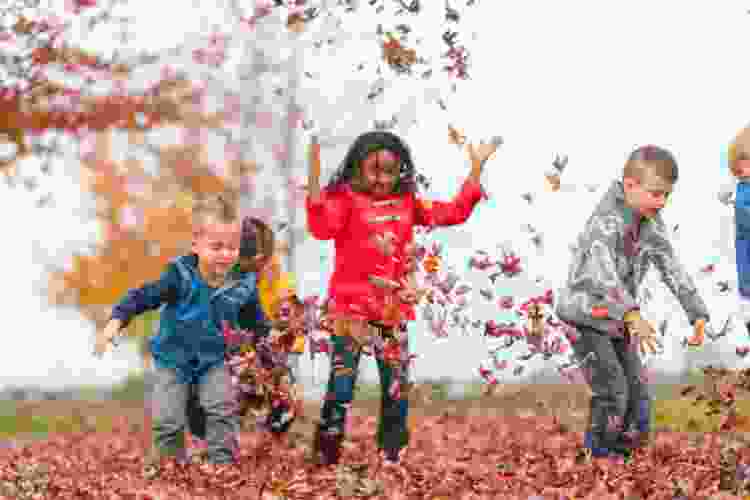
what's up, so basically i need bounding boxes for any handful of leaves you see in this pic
[222,322,301,433]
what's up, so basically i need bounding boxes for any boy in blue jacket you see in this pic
[719,126,750,334]
[94,195,269,472]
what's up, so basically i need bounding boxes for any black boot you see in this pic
[383,447,400,463]
[312,427,342,465]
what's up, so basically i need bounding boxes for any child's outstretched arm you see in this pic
[647,218,710,326]
[413,138,500,227]
[94,262,181,357]
[305,135,351,240]
[555,215,641,334]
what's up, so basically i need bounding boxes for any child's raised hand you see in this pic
[467,136,502,168]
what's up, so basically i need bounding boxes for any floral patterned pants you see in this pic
[315,318,411,463]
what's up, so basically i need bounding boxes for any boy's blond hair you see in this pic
[729,126,750,177]
[623,145,679,185]
[191,194,238,235]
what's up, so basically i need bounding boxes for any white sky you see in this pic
[3,0,750,390]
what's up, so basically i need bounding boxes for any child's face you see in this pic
[359,149,400,197]
[193,220,240,280]
[623,171,673,219]
[735,150,750,177]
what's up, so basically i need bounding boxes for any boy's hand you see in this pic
[685,318,706,348]
[624,311,659,355]
[94,319,122,358]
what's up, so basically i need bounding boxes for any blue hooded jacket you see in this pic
[737,180,750,239]
[110,254,268,385]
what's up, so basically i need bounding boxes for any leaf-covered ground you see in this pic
[2,385,750,499]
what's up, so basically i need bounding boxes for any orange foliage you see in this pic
[52,127,251,328]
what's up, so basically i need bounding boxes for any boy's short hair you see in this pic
[192,194,238,234]
[623,145,679,185]
[729,126,750,177]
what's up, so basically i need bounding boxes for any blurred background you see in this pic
[2,0,750,406]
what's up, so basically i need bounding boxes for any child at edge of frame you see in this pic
[555,145,718,462]
[93,194,268,476]
[304,129,500,466]
[719,125,750,337]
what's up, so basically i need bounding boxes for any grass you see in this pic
[0,369,741,440]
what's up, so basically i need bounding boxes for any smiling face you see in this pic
[358,148,400,197]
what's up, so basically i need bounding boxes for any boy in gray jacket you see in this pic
[555,145,715,460]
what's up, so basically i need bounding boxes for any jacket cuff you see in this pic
[461,177,484,203]
[681,293,710,325]
[607,302,639,322]
[109,311,131,330]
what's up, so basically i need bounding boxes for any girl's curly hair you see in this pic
[325,130,428,194]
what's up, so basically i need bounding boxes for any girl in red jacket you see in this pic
[305,130,498,465]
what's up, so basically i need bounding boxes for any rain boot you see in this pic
[312,426,342,466]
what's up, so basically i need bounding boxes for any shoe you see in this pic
[383,448,400,464]
[583,431,610,457]
[312,427,342,466]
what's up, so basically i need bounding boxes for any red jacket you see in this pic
[306,178,484,323]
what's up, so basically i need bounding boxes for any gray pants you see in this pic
[149,362,239,464]
[571,325,651,450]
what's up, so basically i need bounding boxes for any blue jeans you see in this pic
[570,325,650,456]
[150,362,239,464]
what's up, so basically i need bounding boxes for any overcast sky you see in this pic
[2,0,750,390]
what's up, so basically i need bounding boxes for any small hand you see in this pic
[624,313,659,355]
[685,318,706,348]
[467,137,501,167]
[634,324,660,355]
[94,319,121,358]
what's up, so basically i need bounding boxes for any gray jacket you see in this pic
[555,180,709,336]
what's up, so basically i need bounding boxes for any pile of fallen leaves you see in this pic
[2,410,750,499]
[680,365,750,434]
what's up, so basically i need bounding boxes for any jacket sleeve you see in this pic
[555,214,639,333]
[413,178,484,227]
[305,189,351,240]
[110,263,181,330]
[647,218,710,325]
